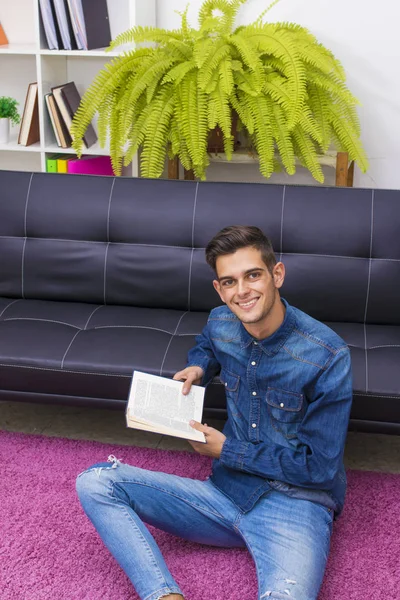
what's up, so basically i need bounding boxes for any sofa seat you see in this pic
[327,321,400,426]
[0,297,208,409]
[1,296,400,425]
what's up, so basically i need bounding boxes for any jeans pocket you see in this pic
[266,387,304,439]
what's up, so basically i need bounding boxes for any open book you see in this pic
[126,371,206,443]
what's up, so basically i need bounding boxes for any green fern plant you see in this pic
[71,0,368,182]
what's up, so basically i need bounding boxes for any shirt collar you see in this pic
[239,298,296,356]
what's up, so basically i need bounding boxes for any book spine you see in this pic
[46,154,61,172]
[57,157,73,172]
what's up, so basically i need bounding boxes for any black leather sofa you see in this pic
[1,170,399,433]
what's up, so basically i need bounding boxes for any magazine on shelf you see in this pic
[126,371,206,443]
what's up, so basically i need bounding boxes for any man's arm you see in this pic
[176,324,221,391]
[218,348,352,489]
[173,323,225,456]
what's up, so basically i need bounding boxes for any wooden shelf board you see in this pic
[208,149,338,169]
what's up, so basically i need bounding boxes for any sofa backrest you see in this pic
[0,170,398,324]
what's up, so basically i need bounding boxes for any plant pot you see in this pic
[0,118,10,144]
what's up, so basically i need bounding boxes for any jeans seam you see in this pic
[110,481,171,592]
[233,519,263,600]
[113,476,235,528]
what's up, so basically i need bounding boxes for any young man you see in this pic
[76,225,352,600]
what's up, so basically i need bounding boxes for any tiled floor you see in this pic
[1,399,400,473]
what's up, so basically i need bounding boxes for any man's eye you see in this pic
[248,272,261,279]
[222,280,234,287]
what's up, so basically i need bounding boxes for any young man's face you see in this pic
[212,247,285,332]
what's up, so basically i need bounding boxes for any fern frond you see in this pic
[229,33,264,87]
[298,104,323,146]
[230,89,255,134]
[327,104,369,172]
[255,0,282,23]
[96,93,114,148]
[219,57,234,95]
[199,0,243,35]
[263,73,291,112]
[292,125,324,183]
[210,82,233,158]
[193,37,215,68]
[162,61,197,85]
[307,67,359,108]
[120,55,177,138]
[198,42,231,90]
[234,70,262,97]
[108,87,126,175]
[177,4,191,39]
[245,24,307,128]
[140,86,176,178]
[270,100,295,174]
[171,95,194,171]
[71,50,155,156]
[108,26,184,51]
[247,94,275,178]
[179,72,209,178]
[307,83,332,152]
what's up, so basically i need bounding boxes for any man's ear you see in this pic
[273,262,285,289]
[213,279,225,303]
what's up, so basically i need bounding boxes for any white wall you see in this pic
[156,0,400,189]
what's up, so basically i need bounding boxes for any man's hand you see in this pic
[173,366,204,395]
[188,421,226,458]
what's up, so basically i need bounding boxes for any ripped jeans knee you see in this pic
[76,455,123,500]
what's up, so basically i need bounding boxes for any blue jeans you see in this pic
[76,456,333,600]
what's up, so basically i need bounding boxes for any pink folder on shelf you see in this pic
[67,155,114,176]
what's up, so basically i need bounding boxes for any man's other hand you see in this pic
[173,366,204,395]
[188,421,226,458]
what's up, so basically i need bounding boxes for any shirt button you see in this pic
[253,341,258,345]
[280,402,285,408]
[251,361,256,366]
[252,391,257,396]
[252,423,257,428]
[225,382,228,387]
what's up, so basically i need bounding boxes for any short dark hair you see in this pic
[205,225,277,274]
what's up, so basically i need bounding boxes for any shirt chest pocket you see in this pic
[266,387,304,439]
[220,370,240,408]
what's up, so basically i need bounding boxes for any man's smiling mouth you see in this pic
[237,298,259,309]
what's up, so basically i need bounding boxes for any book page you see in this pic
[126,371,206,443]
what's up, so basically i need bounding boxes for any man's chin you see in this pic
[230,307,262,324]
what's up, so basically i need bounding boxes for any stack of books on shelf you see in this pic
[45,80,97,149]
[46,154,114,175]
[39,0,111,51]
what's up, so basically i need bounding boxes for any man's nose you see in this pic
[237,279,250,296]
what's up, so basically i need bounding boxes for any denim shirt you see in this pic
[187,298,353,518]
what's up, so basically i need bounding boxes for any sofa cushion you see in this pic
[0,297,208,405]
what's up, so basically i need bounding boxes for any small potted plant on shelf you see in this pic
[71,0,368,182]
[0,96,21,144]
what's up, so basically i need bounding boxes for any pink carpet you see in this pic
[1,431,399,599]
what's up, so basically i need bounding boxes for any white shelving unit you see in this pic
[0,0,156,174]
